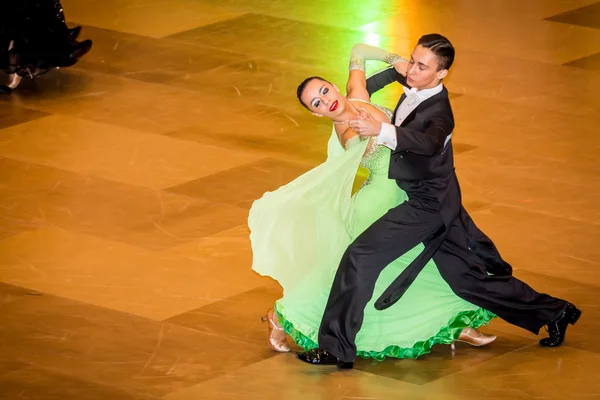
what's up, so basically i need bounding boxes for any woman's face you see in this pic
[300,78,344,118]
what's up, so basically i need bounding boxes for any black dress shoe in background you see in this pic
[68,26,82,42]
[539,303,581,347]
[296,348,354,370]
[69,39,92,60]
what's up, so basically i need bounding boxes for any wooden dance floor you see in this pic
[1,0,599,398]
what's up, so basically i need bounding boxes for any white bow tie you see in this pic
[403,87,420,105]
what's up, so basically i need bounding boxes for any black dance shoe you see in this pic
[69,39,92,60]
[539,303,581,347]
[68,26,82,42]
[296,348,354,370]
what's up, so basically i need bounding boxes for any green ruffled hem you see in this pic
[274,303,496,361]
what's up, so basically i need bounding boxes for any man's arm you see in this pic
[378,111,453,156]
[366,66,409,96]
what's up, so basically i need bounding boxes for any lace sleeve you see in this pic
[349,43,408,72]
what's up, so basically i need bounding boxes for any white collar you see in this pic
[403,83,444,101]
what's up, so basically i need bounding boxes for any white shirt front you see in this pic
[376,83,444,150]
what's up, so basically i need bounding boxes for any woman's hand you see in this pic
[349,109,382,136]
[394,61,409,76]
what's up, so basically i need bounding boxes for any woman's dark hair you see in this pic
[417,34,455,70]
[296,76,327,109]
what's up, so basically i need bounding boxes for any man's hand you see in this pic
[349,109,382,136]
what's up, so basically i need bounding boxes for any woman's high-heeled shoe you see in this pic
[261,308,290,353]
[7,73,21,90]
[451,327,497,350]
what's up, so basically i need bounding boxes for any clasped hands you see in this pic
[349,108,382,137]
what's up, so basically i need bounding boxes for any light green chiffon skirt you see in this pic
[249,131,494,360]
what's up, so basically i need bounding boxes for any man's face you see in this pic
[406,45,448,90]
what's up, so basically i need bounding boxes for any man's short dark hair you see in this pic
[418,34,455,70]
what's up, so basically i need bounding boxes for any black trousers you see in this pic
[318,198,567,362]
